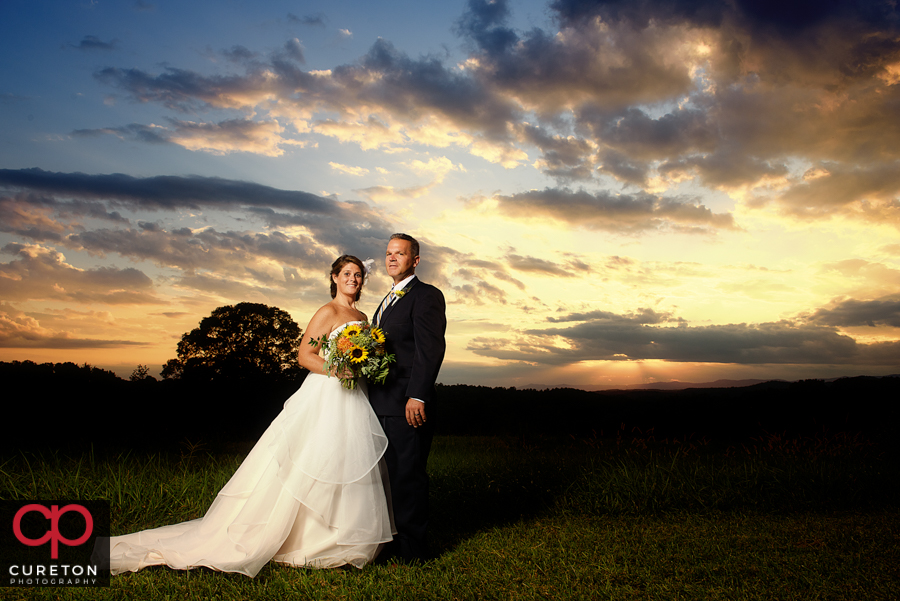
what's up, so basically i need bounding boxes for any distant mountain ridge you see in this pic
[517,374,899,392]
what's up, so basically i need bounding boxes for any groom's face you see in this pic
[385,238,419,283]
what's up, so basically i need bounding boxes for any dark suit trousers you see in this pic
[379,414,433,560]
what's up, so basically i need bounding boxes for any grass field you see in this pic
[2,434,898,600]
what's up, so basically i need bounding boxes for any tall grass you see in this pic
[561,429,895,515]
[1,434,898,600]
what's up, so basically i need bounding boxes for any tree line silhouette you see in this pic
[2,301,897,451]
[4,358,897,452]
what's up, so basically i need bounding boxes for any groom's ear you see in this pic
[413,256,420,269]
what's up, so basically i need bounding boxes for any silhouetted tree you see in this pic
[161,302,304,384]
[130,364,150,381]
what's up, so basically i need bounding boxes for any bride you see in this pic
[106,255,394,577]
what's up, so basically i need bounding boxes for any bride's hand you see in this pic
[330,365,354,379]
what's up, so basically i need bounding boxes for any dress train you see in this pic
[105,323,394,577]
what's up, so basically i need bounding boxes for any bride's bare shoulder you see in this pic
[305,303,341,336]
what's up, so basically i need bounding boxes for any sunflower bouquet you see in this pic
[313,322,395,389]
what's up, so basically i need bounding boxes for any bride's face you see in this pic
[333,263,363,298]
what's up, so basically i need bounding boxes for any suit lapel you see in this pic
[380,277,418,324]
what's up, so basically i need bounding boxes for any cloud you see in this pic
[354,184,431,202]
[72,122,171,144]
[287,13,326,27]
[806,294,900,328]
[0,195,68,241]
[222,45,259,63]
[329,162,370,176]
[74,0,900,228]
[492,187,736,233]
[0,303,147,349]
[0,169,463,295]
[521,124,596,181]
[65,226,334,280]
[403,156,464,183]
[75,118,301,156]
[283,38,305,64]
[0,243,157,305]
[70,35,118,51]
[92,36,523,161]
[469,306,900,366]
[353,157,463,201]
[768,162,900,223]
[818,259,900,295]
[506,253,582,278]
[0,168,337,213]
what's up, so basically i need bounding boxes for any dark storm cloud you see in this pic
[469,306,900,366]
[495,188,735,233]
[806,294,900,328]
[70,35,118,51]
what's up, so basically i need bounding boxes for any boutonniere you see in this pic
[394,289,407,299]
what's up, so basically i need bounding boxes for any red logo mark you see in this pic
[12,504,94,559]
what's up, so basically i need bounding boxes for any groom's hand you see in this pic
[406,398,426,427]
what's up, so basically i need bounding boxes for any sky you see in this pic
[1,0,899,389]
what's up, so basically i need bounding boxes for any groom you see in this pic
[369,233,446,562]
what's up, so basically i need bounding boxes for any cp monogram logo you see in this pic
[12,504,94,559]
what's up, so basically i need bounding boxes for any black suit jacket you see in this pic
[369,277,446,416]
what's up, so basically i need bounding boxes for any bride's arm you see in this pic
[297,306,337,375]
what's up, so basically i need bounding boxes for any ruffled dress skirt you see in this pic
[106,373,394,577]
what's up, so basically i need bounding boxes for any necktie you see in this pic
[375,290,394,326]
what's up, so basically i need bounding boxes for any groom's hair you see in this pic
[390,233,419,258]
[330,254,365,301]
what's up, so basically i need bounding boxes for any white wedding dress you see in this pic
[106,322,394,577]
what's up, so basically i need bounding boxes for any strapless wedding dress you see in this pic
[106,322,394,576]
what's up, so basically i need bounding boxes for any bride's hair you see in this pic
[330,255,365,301]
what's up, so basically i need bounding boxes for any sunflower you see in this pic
[370,327,386,344]
[342,324,362,338]
[349,345,369,363]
